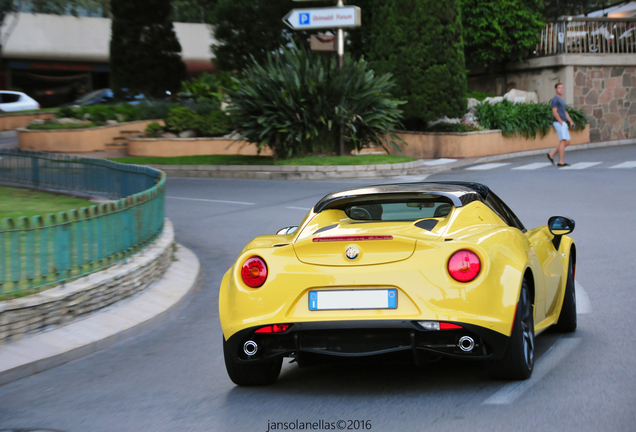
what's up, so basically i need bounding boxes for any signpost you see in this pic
[284,0,362,156]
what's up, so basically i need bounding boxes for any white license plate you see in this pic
[308,289,397,311]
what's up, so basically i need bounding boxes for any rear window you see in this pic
[0,93,20,103]
[345,199,453,221]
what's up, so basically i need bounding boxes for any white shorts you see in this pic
[553,122,570,141]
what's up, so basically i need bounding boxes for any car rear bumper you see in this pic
[225,320,510,364]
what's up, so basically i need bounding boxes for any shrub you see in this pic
[198,111,231,137]
[426,122,484,133]
[181,72,237,103]
[227,41,405,159]
[474,100,587,138]
[56,106,76,118]
[165,106,202,133]
[146,122,163,138]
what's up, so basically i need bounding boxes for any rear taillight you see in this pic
[241,256,268,288]
[448,250,481,282]
[255,324,290,333]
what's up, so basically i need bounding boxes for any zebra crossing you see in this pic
[464,161,636,171]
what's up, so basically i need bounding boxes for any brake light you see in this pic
[448,250,481,282]
[241,256,268,288]
[255,324,290,333]
[440,322,463,330]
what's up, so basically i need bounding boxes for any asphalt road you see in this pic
[1,145,635,432]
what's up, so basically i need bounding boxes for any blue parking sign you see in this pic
[299,13,310,25]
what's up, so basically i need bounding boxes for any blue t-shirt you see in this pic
[551,96,566,123]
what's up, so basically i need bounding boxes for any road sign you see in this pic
[283,6,361,30]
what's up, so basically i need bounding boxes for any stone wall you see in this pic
[0,220,174,344]
[573,66,636,142]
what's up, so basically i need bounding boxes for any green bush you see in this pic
[27,122,100,130]
[145,122,163,138]
[181,72,237,103]
[55,102,177,123]
[474,100,587,138]
[165,106,202,133]
[198,111,231,137]
[426,122,484,133]
[227,41,405,159]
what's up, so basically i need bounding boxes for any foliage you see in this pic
[426,121,485,133]
[181,72,237,103]
[461,0,545,68]
[227,42,405,159]
[171,0,217,22]
[156,106,231,137]
[165,106,201,132]
[110,154,416,166]
[146,121,163,138]
[211,0,328,72]
[365,0,466,129]
[53,102,177,124]
[474,100,587,138]
[467,91,497,102]
[27,122,100,130]
[110,0,186,98]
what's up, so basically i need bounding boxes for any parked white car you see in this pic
[0,91,40,112]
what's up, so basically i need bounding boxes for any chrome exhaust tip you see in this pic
[243,340,258,356]
[458,336,475,352]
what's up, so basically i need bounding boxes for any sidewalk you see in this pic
[63,137,636,180]
[0,244,200,386]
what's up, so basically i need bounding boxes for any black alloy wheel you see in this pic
[488,280,534,380]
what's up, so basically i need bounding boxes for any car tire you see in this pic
[488,281,534,380]
[223,338,282,386]
[554,253,577,333]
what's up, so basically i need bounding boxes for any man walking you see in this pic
[547,83,575,167]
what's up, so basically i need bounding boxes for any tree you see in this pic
[365,0,467,129]
[210,0,326,72]
[110,0,186,99]
[461,0,545,68]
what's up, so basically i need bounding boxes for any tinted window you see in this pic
[485,193,526,231]
[345,199,453,221]
[0,93,20,103]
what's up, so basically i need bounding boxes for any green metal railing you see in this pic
[0,149,165,296]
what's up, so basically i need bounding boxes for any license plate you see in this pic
[308,289,397,311]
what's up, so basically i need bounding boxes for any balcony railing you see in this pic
[535,17,636,56]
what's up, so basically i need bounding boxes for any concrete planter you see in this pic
[17,120,162,153]
[0,111,56,132]
[126,135,273,157]
[389,125,591,159]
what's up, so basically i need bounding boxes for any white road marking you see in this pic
[609,161,636,169]
[286,207,310,211]
[558,162,602,170]
[483,337,581,405]
[421,158,457,166]
[166,196,255,205]
[576,281,591,314]
[466,163,511,171]
[512,162,553,170]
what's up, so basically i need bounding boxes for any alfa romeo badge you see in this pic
[345,246,359,260]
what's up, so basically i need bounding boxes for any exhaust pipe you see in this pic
[243,340,258,356]
[458,336,475,352]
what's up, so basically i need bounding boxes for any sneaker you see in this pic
[557,163,570,167]
[546,154,555,165]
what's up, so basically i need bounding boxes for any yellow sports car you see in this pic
[219,181,576,385]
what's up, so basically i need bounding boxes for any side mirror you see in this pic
[548,216,575,236]
[276,226,298,235]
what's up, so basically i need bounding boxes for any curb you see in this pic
[142,138,636,180]
[0,243,201,386]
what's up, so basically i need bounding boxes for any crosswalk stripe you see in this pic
[558,162,602,170]
[466,163,511,171]
[512,162,553,170]
[609,161,636,169]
